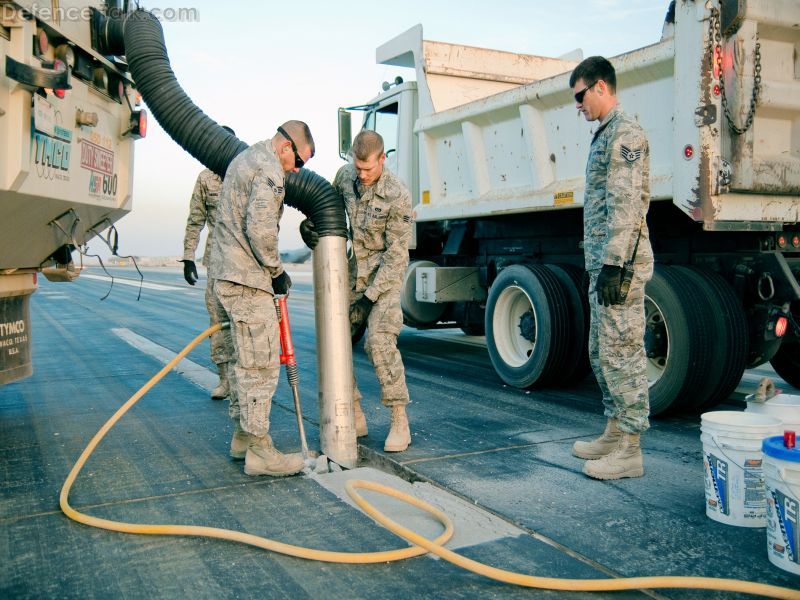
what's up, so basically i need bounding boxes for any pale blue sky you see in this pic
[106,0,669,257]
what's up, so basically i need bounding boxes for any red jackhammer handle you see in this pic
[274,296,297,367]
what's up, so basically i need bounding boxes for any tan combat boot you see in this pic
[244,435,305,477]
[230,421,253,460]
[211,363,230,400]
[354,398,368,438]
[572,419,622,459]
[583,433,644,480]
[384,405,410,452]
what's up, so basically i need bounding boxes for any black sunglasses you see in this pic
[277,126,304,168]
[574,81,597,104]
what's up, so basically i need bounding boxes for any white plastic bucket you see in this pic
[763,435,800,575]
[747,394,800,430]
[700,411,782,527]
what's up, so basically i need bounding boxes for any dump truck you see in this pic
[0,0,145,384]
[338,0,800,414]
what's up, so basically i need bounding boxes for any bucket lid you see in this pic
[763,435,800,462]
[701,410,782,429]
[762,394,800,408]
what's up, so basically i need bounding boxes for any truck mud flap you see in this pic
[0,294,32,385]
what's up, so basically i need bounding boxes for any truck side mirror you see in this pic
[338,108,352,160]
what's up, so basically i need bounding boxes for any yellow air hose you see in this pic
[60,324,800,599]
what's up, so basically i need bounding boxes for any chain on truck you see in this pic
[0,0,145,384]
[338,0,800,415]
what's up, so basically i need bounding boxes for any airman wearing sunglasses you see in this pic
[208,120,316,477]
[568,57,653,481]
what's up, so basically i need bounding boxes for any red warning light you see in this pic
[52,59,67,99]
[792,235,800,248]
[775,316,789,338]
[778,235,787,248]
[713,47,721,78]
[713,84,721,97]
[683,145,694,160]
[138,110,147,138]
[37,29,49,55]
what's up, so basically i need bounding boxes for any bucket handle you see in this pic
[709,435,764,474]
[774,467,800,500]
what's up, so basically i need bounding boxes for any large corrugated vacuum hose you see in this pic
[97,9,348,239]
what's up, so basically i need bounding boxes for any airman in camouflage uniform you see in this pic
[208,120,315,477]
[569,57,654,480]
[300,130,413,452]
[181,167,232,400]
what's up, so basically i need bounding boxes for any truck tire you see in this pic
[401,260,446,328]
[460,323,486,336]
[677,266,748,410]
[455,301,486,336]
[549,264,591,383]
[545,264,590,384]
[770,339,800,389]
[644,265,714,415]
[485,264,569,388]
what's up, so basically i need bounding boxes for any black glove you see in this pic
[272,271,292,295]
[595,264,623,306]
[299,219,319,249]
[349,295,375,337]
[180,259,198,285]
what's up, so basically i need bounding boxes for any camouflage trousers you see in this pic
[205,276,233,366]
[588,264,653,434]
[214,280,280,437]
[352,291,409,407]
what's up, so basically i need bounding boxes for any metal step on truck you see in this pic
[0,0,145,385]
[337,0,800,415]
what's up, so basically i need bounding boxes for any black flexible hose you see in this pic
[284,170,347,238]
[97,9,346,237]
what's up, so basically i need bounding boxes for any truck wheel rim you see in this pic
[493,285,537,368]
[644,295,669,384]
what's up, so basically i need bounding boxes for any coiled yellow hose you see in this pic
[60,324,799,598]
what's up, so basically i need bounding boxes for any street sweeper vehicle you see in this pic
[0,0,145,384]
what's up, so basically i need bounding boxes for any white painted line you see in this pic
[111,327,217,393]
[311,466,522,552]
[82,273,189,292]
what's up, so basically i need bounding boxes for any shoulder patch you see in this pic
[266,177,284,195]
[620,145,642,163]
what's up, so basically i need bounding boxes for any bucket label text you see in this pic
[706,453,729,516]
[774,489,799,564]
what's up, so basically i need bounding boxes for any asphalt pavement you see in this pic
[0,265,797,599]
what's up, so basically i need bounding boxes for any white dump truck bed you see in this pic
[380,1,800,230]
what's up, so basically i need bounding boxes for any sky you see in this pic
[98,0,669,258]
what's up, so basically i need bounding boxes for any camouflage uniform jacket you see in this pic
[333,164,412,301]
[583,105,653,272]
[182,168,223,266]
[208,141,285,293]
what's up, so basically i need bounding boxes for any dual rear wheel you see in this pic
[485,263,749,414]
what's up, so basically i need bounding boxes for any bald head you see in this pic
[278,120,315,158]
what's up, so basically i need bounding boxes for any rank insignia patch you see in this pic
[620,145,642,163]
